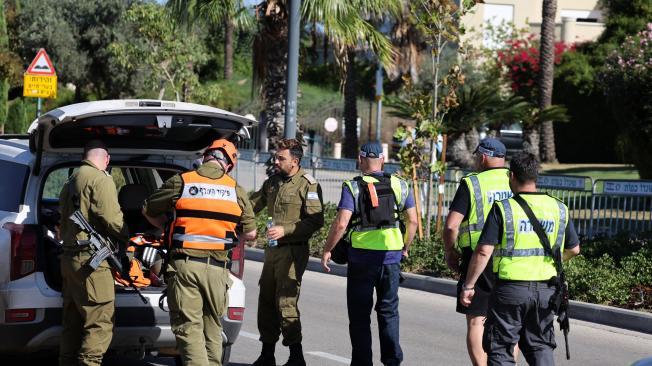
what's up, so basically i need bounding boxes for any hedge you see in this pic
[253,204,652,312]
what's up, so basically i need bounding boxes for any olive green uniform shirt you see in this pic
[250,168,324,243]
[59,160,128,249]
[142,163,256,261]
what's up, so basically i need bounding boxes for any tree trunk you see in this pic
[538,0,557,163]
[257,2,289,151]
[0,79,8,135]
[343,49,359,159]
[310,21,318,65]
[447,132,475,169]
[224,18,234,80]
[322,33,329,65]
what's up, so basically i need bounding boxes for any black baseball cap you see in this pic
[475,138,506,158]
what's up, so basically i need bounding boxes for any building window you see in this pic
[483,3,515,48]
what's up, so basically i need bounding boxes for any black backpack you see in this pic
[353,174,399,230]
[331,174,401,265]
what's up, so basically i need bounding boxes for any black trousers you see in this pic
[483,282,557,366]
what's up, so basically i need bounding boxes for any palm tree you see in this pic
[167,0,252,81]
[254,0,398,150]
[537,0,557,162]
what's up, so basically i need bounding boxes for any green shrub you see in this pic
[566,254,631,306]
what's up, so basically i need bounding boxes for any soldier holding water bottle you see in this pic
[250,138,324,366]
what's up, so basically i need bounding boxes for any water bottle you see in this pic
[267,216,278,248]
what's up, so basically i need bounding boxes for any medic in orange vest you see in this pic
[168,139,242,251]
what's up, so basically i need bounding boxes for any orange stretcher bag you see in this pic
[113,256,151,288]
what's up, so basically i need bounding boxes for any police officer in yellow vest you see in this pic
[143,139,257,366]
[461,153,580,366]
[58,140,128,366]
[250,138,324,366]
[321,142,418,366]
[444,138,512,366]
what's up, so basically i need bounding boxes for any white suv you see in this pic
[0,100,251,364]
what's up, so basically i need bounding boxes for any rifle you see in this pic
[552,249,571,360]
[70,210,148,304]
[513,195,570,360]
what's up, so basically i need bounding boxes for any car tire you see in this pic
[221,344,232,365]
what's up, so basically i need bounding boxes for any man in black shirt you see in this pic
[444,138,512,366]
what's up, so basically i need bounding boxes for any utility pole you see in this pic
[284,0,300,139]
[374,62,383,142]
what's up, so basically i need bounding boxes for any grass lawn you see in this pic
[541,163,640,180]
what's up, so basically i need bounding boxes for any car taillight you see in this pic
[229,239,245,279]
[5,308,36,323]
[3,223,38,281]
[227,307,244,321]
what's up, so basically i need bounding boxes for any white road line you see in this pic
[237,331,350,364]
[239,330,259,340]
[306,351,351,364]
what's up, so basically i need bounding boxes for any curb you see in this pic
[245,247,652,335]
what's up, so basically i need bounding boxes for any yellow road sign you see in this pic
[23,74,57,99]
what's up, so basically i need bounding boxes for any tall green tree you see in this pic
[253,0,396,151]
[110,3,209,102]
[339,0,401,158]
[537,0,557,162]
[0,0,9,134]
[167,0,253,80]
[17,0,139,101]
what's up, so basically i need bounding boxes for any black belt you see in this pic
[172,254,229,268]
[497,279,556,289]
[275,242,307,248]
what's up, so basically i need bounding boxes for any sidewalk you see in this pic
[245,247,652,335]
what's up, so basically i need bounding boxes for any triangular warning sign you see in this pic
[26,49,56,75]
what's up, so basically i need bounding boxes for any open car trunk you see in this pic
[29,99,252,294]
[37,164,178,294]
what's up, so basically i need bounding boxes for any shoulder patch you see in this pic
[302,173,317,185]
[307,191,319,200]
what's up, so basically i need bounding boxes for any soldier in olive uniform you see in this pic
[143,139,256,366]
[250,138,324,366]
[58,140,128,366]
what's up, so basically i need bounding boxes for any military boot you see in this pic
[253,342,276,366]
[283,343,306,366]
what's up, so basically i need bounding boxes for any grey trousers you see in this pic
[483,282,557,366]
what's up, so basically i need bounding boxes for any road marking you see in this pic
[240,330,259,340]
[307,351,351,364]
[238,331,350,364]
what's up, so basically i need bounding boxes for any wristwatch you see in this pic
[462,285,475,291]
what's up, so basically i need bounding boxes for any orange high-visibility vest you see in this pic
[169,171,242,250]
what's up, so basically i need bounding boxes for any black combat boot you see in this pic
[253,342,276,366]
[283,343,306,366]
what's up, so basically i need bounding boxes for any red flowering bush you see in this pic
[496,34,573,99]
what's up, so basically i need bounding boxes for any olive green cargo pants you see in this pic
[257,244,309,346]
[59,252,115,366]
[167,257,231,366]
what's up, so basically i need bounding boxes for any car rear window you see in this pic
[48,114,242,151]
[0,160,29,212]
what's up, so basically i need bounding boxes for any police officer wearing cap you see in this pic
[461,152,580,366]
[321,142,418,366]
[444,138,512,366]
[58,140,129,366]
[250,138,324,366]
[143,139,257,366]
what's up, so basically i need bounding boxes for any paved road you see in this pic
[228,260,652,366]
[6,260,651,366]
